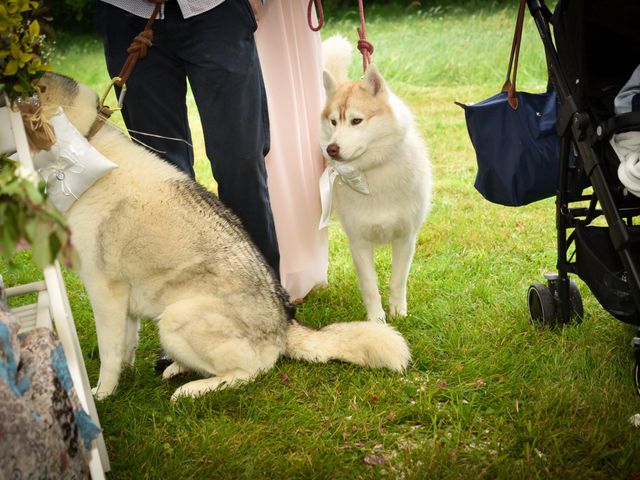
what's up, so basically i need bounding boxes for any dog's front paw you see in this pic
[389,297,408,318]
[366,310,387,323]
[92,385,114,400]
[389,303,407,318]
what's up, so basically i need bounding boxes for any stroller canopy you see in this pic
[552,0,640,119]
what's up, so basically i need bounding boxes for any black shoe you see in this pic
[154,352,173,374]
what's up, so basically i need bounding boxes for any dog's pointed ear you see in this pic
[362,63,386,97]
[323,70,337,96]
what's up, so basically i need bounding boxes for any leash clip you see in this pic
[99,76,126,111]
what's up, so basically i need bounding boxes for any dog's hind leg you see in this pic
[389,236,417,318]
[157,297,282,400]
[170,369,257,401]
[349,241,385,322]
[84,279,130,399]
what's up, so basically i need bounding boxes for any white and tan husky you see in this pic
[35,73,410,401]
[320,35,433,322]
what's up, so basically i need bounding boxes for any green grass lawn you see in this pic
[3,2,640,478]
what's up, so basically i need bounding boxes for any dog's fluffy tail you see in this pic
[284,320,410,372]
[322,34,353,85]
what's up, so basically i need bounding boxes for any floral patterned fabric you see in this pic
[0,305,101,479]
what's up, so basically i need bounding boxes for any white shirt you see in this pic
[100,0,225,19]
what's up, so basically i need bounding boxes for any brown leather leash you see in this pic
[307,0,374,75]
[116,1,164,89]
[307,0,324,32]
[356,0,373,73]
[88,0,165,140]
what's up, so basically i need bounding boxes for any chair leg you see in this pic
[44,262,110,477]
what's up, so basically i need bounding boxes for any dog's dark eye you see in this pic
[331,119,337,126]
[351,118,363,126]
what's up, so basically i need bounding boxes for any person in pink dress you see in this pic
[253,0,328,302]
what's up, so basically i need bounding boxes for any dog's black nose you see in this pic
[327,143,340,159]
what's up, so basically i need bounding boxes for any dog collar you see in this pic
[86,105,115,141]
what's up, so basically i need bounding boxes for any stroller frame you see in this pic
[524,0,640,393]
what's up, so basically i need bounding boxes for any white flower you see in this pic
[14,164,39,184]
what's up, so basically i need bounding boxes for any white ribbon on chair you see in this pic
[318,160,369,229]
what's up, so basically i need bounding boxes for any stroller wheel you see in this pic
[569,281,584,323]
[528,283,557,327]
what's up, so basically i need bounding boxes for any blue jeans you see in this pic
[98,0,280,276]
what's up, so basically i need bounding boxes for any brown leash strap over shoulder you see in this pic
[116,1,164,88]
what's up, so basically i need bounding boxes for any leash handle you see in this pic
[357,0,374,74]
[306,0,373,75]
[116,1,164,88]
[92,1,163,139]
[307,0,324,32]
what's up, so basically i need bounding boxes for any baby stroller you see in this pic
[523,0,640,393]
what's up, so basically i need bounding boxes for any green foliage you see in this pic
[45,0,95,32]
[0,155,77,269]
[0,0,52,100]
[0,1,75,269]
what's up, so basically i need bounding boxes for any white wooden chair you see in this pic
[1,97,110,478]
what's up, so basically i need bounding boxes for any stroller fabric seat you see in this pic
[612,65,640,197]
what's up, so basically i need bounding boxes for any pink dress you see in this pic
[255,0,328,301]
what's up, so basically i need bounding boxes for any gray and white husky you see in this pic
[35,73,410,401]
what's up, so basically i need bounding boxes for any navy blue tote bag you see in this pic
[458,0,561,207]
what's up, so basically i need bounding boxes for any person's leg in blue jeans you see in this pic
[98,1,280,273]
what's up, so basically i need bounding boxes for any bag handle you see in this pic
[501,0,527,109]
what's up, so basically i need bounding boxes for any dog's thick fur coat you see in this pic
[35,73,410,400]
[320,36,433,322]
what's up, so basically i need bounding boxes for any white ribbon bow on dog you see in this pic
[318,160,369,229]
[37,152,86,201]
